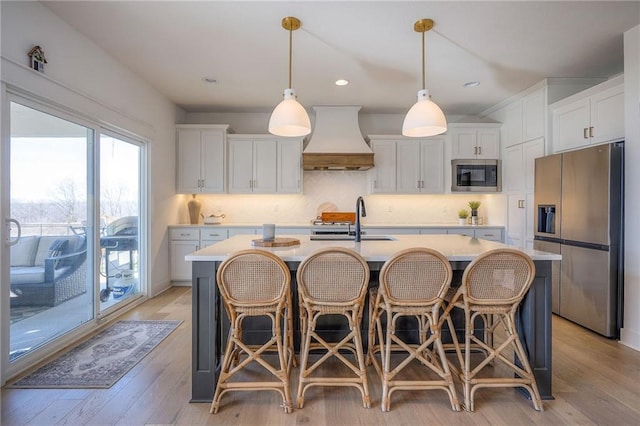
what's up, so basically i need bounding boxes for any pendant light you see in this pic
[402,18,447,137]
[268,16,311,137]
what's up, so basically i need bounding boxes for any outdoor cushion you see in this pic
[34,236,79,266]
[10,236,38,267]
[10,266,45,285]
[48,239,69,269]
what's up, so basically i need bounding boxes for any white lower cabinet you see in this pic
[227,227,259,237]
[446,227,504,242]
[170,227,227,283]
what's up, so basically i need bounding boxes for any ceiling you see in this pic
[43,1,639,116]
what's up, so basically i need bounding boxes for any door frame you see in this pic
[0,86,149,385]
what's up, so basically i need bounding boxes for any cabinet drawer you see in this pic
[447,228,475,237]
[200,228,227,240]
[170,228,199,240]
[475,229,503,242]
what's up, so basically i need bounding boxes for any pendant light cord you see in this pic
[288,25,293,89]
[421,28,426,91]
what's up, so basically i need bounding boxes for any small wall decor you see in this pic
[28,45,47,72]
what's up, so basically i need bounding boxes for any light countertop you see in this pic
[170,223,505,229]
[185,234,561,262]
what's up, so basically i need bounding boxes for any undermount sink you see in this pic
[309,235,396,241]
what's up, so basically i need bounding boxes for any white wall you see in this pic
[0,1,183,297]
[622,25,640,350]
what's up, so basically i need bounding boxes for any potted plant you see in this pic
[468,201,481,225]
[457,209,469,225]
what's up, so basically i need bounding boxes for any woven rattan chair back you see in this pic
[217,249,289,309]
[297,247,370,305]
[210,249,294,414]
[380,247,453,304]
[295,247,372,409]
[447,248,543,412]
[461,248,535,306]
[368,248,460,412]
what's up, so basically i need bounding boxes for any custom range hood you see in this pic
[302,106,374,170]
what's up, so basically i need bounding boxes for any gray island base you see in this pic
[186,234,560,403]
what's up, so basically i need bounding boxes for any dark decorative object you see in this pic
[28,45,47,72]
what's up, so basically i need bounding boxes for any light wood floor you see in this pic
[2,287,639,425]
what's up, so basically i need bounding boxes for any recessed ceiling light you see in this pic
[335,79,349,86]
[463,81,480,88]
[203,77,218,84]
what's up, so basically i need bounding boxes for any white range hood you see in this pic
[302,106,374,170]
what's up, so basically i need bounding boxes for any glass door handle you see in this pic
[6,218,22,246]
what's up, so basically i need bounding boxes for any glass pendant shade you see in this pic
[402,89,447,137]
[269,88,311,137]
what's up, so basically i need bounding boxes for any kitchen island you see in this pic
[186,234,560,403]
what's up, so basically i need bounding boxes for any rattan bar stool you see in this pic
[210,249,294,414]
[296,247,371,409]
[444,248,543,412]
[367,248,460,412]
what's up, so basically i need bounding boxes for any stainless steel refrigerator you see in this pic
[533,142,624,338]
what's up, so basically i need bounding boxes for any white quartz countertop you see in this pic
[170,223,505,228]
[185,234,561,262]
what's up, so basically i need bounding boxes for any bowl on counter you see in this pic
[203,213,225,224]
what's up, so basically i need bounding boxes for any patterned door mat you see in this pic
[9,320,182,388]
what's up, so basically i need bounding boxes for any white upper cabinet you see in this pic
[370,139,397,193]
[450,124,501,159]
[523,89,546,142]
[501,88,545,148]
[504,138,545,193]
[277,138,303,193]
[176,125,229,193]
[551,76,624,152]
[504,100,524,147]
[228,135,302,194]
[369,136,444,194]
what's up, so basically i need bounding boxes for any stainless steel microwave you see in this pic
[451,159,502,192]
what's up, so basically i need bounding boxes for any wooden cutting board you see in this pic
[321,212,356,223]
[252,237,300,247]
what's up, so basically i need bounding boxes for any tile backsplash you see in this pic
[179,171,506,225]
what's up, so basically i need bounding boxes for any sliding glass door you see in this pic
[8,101,95,360]
[98,134,141,313]
[5,98,145,366]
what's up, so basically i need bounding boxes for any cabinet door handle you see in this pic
[583,128,589,139]
[518,200,525,209]
[373,179,377,189]
[421,180,425,188]
[473,146,477,155]
[249,179,252,188]
[478,146,482,156]
[589,126,594,138]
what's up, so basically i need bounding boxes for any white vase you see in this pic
[458,218,467,225]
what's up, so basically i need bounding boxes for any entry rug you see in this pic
[10,320,182,388]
